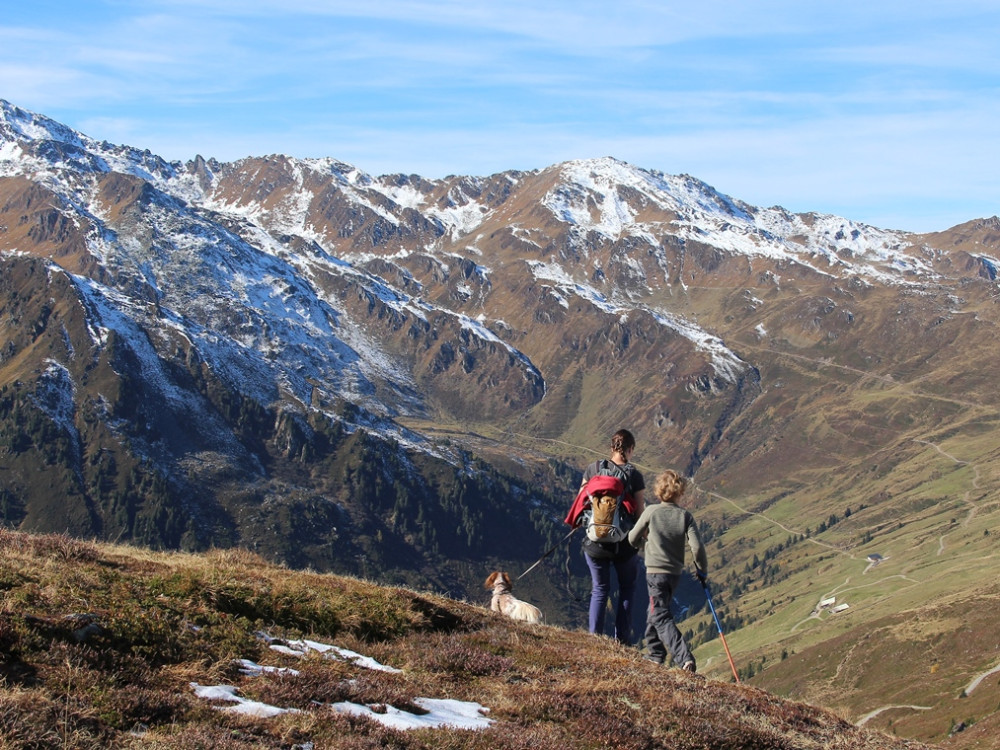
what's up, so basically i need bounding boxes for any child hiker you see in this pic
[628,469,707,672]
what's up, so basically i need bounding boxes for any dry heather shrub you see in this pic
[219,660,423,717]
[203,546,274,570]
[395,631,515,679]
[427,724,585,750]
[568,707,660,750]
[0,684,116,749]
[0,529,99,563]
[136,719,289,749]
[35,532,100,562]
[502,686,590,724]
[338,671,426,716]
[97,685,190,732]
[0,689,64,747]
[236,662,358,710]
[0,527,27,553]
[422,638,515,678]
[307,710,422,749]
[0,611,19,648]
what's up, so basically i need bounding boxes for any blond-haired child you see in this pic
[628,469,707,671]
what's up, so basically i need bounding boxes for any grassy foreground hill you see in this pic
[0,530,932,749]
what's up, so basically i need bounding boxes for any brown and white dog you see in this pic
[484,571,543,624]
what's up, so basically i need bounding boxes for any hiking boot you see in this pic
[682,661,696,673]
[644,655,665,666]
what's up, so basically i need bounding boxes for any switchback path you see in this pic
[855,705,932,727]
[912,440,983,555]
[706,490,854,559]
[737,343,989,412]
[964,661,1000,696]
[853,661,1000,727]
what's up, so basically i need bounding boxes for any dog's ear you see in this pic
[484,571,498,588]
[501,572,512,587]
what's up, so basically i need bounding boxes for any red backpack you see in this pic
[564,471,637,543]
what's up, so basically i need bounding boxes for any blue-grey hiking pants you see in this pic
[645,572,695,668]
[585,550,640,644]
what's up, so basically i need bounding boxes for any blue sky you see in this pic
[2,1,998,232]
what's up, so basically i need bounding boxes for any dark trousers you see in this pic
[585,550,640,644]
[645,572,695,668]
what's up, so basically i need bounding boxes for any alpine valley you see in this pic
[1,98,998,748]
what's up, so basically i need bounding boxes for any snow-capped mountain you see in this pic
[2,96,999,592]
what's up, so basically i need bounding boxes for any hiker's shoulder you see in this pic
[651,502,685,519]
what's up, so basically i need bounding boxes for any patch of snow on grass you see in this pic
[267,637,402,674]
[236,659,300,677]
[193,637,494,731]
[190,683,299,718]
[332,698,493,731]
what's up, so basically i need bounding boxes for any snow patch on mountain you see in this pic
[751,208,924,277]
[30,360,80,454]
[427,200,491,240]
[647,308,746,382]
[367,179,491,239]
[341,263,542,386]
[528,260,616,315]
[374,181,426,211]
[0,100,85,152]
[194,636,494,730]
[527,259,746,381]
[70,273,264,460]
[543,158,751,240]
[457,313,543,383]
[541,157,928,285]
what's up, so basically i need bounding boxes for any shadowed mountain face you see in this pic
[2,99,1000,746]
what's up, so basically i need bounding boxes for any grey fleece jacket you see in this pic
[628,502,708,576]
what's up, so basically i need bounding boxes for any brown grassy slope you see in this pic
[677,417,1000,749]
[0,529,935,750]
[750,582,1000,746]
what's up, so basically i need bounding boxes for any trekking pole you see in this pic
[701,577,740,682]
[517,526,580,580]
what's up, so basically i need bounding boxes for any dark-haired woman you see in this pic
[572,428,645,644]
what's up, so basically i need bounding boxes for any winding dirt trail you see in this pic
[850,440,990,726]
[964,662,1000,696]
[739,344,988,411]
[855,705,932,727]
[705,491,854,558]
[912,440,984,556]
[855,662,1000,726]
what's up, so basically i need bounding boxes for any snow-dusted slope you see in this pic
[2,97,996,465]
[542,157,920,281]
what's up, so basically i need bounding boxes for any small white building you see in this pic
[818,597,837,609]
[832,603,850,614]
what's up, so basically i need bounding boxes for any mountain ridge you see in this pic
[2,98,999,747]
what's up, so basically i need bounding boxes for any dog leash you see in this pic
[517,526,580,580]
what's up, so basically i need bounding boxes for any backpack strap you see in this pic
[598,459,635,508]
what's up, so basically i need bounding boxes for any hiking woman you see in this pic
[628,469,707,671]
[565,428,645,644]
